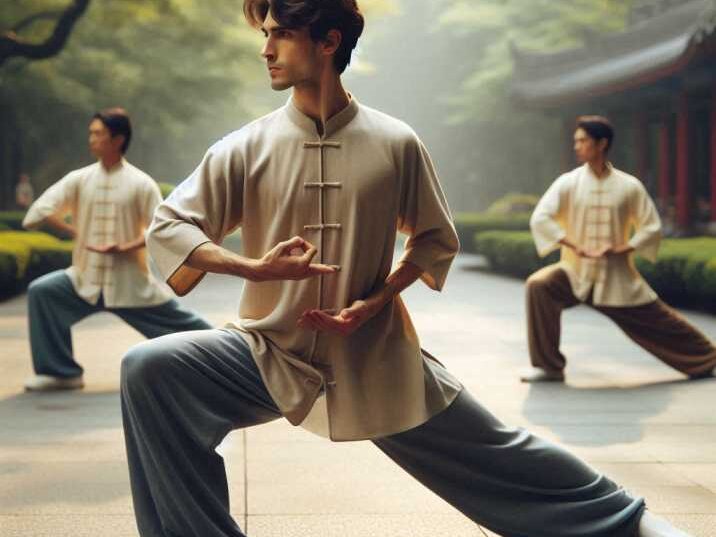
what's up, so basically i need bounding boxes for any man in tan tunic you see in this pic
[22,108,211,392]
[523,115,716,383]
[120,4,691,537]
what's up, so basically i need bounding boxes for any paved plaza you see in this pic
[1,254,715,536]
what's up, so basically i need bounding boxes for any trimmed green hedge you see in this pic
[0,211,26,231]
[0,231,73,299]
[454,213,531,254]
[474,230,716,312]
[486,193,539,215]
[0,211,74,240]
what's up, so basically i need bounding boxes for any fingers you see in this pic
[282,236,306,250]
[300,245,318,264]
[307,263,337,275]
[298,309,351,335]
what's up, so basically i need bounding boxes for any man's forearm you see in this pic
[185,242,261,281]
[558,237,579,251]
[119,235,146,253]
[44,215,76,238]
[368,261,424,310]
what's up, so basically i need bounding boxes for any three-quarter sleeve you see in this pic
[22,171,79,229]
[397,135,459,291]
[627,181,662,262]
[530,174,569,257]
[147,138,244,296]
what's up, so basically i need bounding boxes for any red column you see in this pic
[675,93,690,230]
[658,120,671,211]
[711,86,716,222]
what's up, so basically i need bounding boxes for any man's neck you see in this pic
[588,158,610,179]
[100,153,123,171]
[292,73,350,134]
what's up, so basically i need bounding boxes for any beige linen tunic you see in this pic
[23,159,172,308]
[147,96,462,441]
[530,163,662,307]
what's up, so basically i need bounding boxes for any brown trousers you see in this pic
[526,264,716,376]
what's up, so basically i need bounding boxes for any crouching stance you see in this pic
[523,116,716,383]
[122,3,692,536]
[23,108,210,392]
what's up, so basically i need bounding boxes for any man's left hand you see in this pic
[298,298,383,336]
[86,243,126,254]
[584,244,634,258]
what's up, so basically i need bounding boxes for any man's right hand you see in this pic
[252,236,336,282]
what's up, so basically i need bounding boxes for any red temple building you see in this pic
[510,0,716,234]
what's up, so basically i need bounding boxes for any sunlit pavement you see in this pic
[1,253,715,536]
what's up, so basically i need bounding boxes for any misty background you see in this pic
[1,0,636,212]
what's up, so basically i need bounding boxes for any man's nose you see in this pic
[261,39,275,60]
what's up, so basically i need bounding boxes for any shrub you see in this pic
[474,231,716,312]
[0,211,26,231]
[0,231,73,299]
[0,252,20,299]
[474,231,557,278]
[0,211,75,240]
[486,193,539,215]
[454,213,532,254]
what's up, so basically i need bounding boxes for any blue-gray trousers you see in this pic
[28,270,211,378]
[121,329,645,537]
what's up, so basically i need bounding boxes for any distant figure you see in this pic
[522,115,716,383]
[21,107,212,392]
[15,173,34,209]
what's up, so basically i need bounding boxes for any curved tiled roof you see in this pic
[510,0,716,106]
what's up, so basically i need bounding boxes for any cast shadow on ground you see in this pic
[520,377,715,447]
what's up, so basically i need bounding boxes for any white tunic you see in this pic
[531,163,661,306]
[23,159,172,308]
[147,96,462,441]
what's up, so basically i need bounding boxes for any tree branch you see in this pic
[0,0,91,67]
[12,10,65,33]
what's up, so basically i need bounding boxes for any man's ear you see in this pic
[111,134,126,153]
[322,29,342,57]
[597,138,608,154]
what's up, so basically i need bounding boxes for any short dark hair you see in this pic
[243,0,365,74]
[576,115,614,153]
[92,107,132,154]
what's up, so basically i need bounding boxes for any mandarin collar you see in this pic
[583,162,614,182]
[285,93,359,138]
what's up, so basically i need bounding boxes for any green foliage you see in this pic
[0,211,25,230]
[474,230,555,278]
[474,231,716,312]
[0,252,20,299]
[454,212,531,253]
[486,192,539,215]
[1,1,268,206]
[0,231,73,299]
[438,0,635,122]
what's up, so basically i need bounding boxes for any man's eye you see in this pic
[278,30,291,38]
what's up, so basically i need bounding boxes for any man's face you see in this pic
[573,128,606,164]
[260,11,324,91]
[88,119,123,159]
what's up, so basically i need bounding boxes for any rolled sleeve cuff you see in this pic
[22,205,52,230]
[148,223,213,296]
[400,246,455,292]
[533,228,566,258]
[629,233,661,263]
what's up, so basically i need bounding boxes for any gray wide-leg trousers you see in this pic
[27,270,212,378]
[120,328,645,537]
